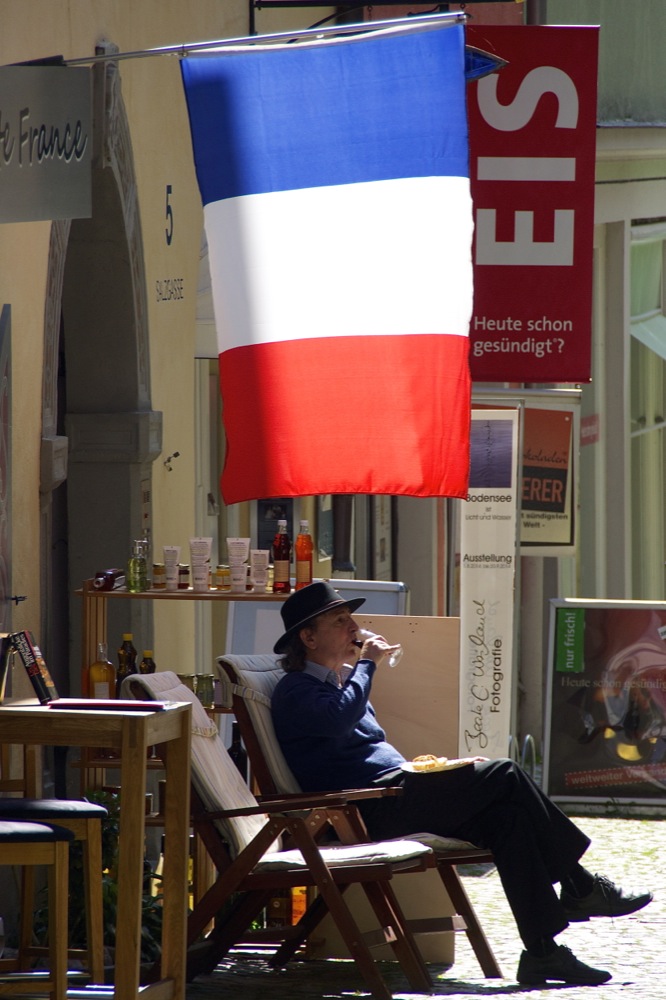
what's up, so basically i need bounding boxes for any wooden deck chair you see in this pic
[124,670,447,1000]
[217,652,502,979]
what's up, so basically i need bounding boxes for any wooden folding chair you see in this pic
[124,671,447,1000]
[218,652,502,978]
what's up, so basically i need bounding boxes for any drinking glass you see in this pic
[354,628,403,668]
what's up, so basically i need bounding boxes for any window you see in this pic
[630,225,666,597]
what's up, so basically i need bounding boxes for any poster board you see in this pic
[543,599,666,809]
[355,613,461,760]
[224,579,409,654]
[459,409,519,760]
[520,399,578,555]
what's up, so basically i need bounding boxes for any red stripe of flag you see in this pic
[219,334,470,503]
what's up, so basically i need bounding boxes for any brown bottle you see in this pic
[116,632,138,697]
[139,650,156,674]
[272,519,291,594]
[93,569,126,591]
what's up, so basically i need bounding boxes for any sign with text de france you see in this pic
[466,25,599,382]
[0,66,92,223]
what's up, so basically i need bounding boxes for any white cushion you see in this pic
[217,654,302,794]
[401,832,481,852]
[258,838,433,871]
[121,670,280,857]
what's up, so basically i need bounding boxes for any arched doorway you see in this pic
[41,51,161,704]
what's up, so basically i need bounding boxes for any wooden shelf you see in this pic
[76,585,288,602]
[77,578,260,787]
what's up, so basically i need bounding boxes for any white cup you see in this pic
[230,563,247,593]
[191,562,210,592]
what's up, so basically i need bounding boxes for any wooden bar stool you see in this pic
[0,799,107,984]
[0,820,74,1000]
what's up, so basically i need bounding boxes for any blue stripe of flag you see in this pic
[180,24,469,206]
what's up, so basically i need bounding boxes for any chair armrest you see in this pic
[340,786,404,799]
[258,786,399,806]
[203,787,399,821]
[202,794,354,821]
[258,792,361,812]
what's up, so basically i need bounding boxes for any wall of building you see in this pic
[0,2,250,691]
[547,0,666,124]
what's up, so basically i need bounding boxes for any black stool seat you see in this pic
[0,820,75,843]
[0,798,107,821]
[0,797,106,982]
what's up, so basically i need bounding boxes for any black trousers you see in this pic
[358,758,590,947]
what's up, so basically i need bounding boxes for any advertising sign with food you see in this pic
[544,599,666,807]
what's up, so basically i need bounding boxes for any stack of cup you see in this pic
[163,545,181,592]
[250,549,270,592]
[227,537,250,593]
[190,537,213,592]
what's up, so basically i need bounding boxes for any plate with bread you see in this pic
[401,754,474,774]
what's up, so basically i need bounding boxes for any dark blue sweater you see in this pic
[271,659,405,792]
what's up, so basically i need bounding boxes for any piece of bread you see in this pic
[411,754,448,772]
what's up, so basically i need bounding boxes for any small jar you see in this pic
[177,673,197,693]
[196,674,215,708]
[178,563,190,589]
[215,564,231,591]
[152,563,166,590]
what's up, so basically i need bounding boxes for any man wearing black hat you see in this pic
[271,582,652,987]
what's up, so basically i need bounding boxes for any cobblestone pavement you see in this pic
[186,814,665,999]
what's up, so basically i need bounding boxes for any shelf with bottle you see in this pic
[79,580,291,601]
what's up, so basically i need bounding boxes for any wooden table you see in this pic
[0,700,191,1000]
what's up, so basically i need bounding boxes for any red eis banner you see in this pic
[467,25,599,383]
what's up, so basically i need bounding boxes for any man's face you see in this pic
[300,607,358,670]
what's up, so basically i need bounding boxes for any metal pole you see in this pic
[64,10,464,66]
[526,0,547,25]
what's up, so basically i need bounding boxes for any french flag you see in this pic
[181,20,473,504]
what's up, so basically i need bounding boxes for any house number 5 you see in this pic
[165,184,174,245]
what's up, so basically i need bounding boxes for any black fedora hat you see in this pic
[273,581,365,654]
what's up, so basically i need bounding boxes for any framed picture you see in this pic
[256,498,294,553]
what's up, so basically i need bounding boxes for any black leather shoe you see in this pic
[561,873,653,921]
[517,945,611,986]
